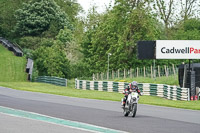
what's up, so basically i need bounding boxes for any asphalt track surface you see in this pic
[0,86,200,133]
[0,113,91,133]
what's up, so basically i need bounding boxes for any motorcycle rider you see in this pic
[122,81,141,107]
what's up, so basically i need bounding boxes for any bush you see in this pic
[33,45,71,79]
[18,37,54,49]
[23,48,33,59]
[18,36,41,49]
[70,61,91,78]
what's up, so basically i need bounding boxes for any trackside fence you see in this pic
[35,76,67,86]
[91,64,178,80]
[75,79,190,101]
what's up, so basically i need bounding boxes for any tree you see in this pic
[56,27,73,45]
[18,36,54,49]
[173,18,200,40]
[55,0,82,23]
[33,44,71,78]
[180,0,199,21]
[80,7,105,74]
[55,26,82,63]
[14,0,72,37]
[0,0,29,38]
[0,0,82,39]
[81,1,161,74]
[153,0,175,38]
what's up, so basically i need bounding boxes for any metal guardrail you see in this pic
[0,37,23,57]
[35,76,67,86]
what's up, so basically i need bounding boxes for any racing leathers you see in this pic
[122,85,141,107]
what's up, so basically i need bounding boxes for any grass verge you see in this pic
[0,80,199,110]
[0,44,27,82]
[113,76,179,86]
[0,81,122,101]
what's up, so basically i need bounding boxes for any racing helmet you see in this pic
[131,81,138,89]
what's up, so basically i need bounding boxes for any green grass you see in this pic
[113,76,179,86]
[139,95,200,110]
[0,44,27,82]
[0,81,122,101]
[0,80,199,110]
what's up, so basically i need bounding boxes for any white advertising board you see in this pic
[156,40,200,59]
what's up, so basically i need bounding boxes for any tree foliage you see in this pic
[81,1,161,74]
[18,36,54,49]
[0,0,82,38]
[56,26,74,45]
[14,0,72,36]
[33,44,71,78]
[0,0,29,38]
[55,0,82,23]
[55,26,82,63]
[172,18,200,40]
[180,0,199,21]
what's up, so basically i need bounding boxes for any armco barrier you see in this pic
[0,37,23,57]
[35,76,67,86]
[75,79,189,101]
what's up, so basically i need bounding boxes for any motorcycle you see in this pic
[122,90,140,117]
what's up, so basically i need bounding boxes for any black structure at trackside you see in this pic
[137,41,156,60]
[0,37,23,57]
[26,58,34,81]
[178,63,200,88]
[178,63,200,98]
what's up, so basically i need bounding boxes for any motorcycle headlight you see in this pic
[133,97,136,101]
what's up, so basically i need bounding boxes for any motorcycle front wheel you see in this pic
[132,103,137,117]
[123,108,129,117]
